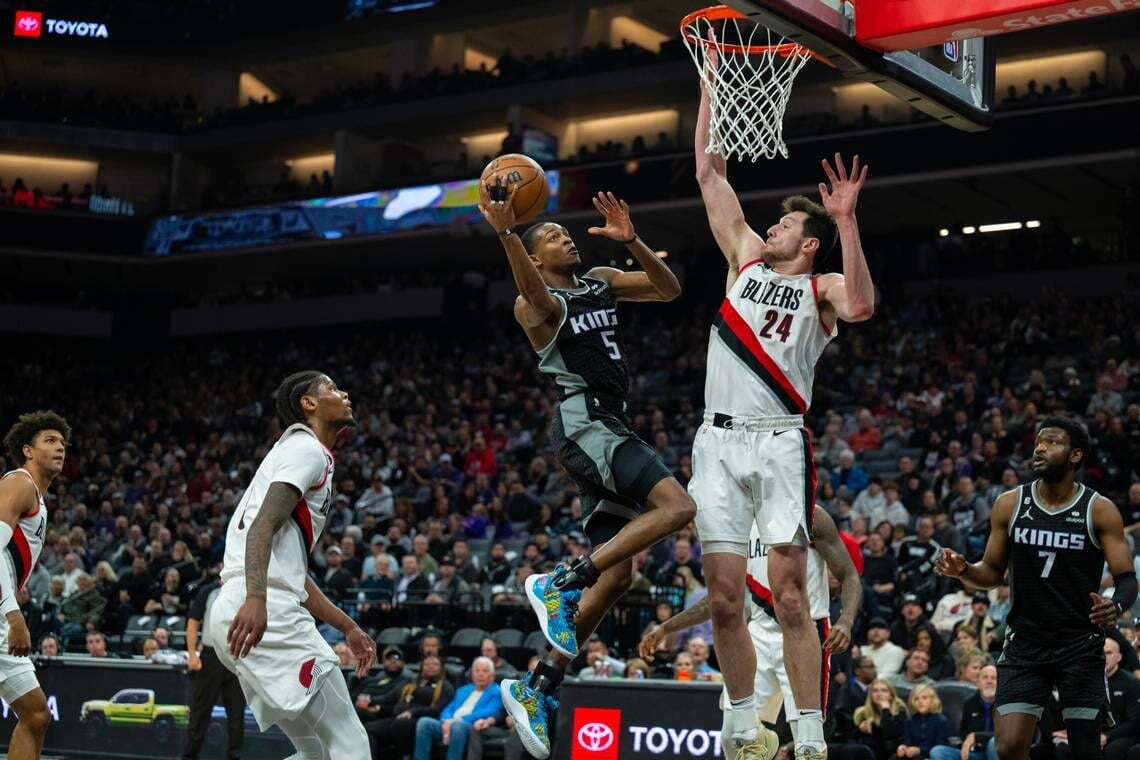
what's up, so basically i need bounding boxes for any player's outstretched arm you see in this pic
[934,489,1016,590]
[1091,496,1137,627]
[816,154,875,326]
[301,576,376,678]
[812,507,862,653]
[227,481,299,658]
[694,66,764,272]
[638,597,711,661]
[586,191,680,302]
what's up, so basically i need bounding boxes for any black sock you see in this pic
[528,658,565,694]
[551,555,600,591]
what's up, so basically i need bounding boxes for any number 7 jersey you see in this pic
[706,261,835,417]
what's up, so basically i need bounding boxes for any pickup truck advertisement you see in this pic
[0,658,291,758]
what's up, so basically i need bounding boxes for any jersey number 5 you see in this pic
[601,330,622,360]
[758,310,794,343]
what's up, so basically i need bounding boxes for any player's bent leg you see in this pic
[768,543,825,757]
[6,684,51,760]
[1061,717,1102,759]
[993,707,1038,760]
[586,477,695,572]
[277,670,369,760]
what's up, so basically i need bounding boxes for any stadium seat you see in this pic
[492,628,525,648]
[524,630,549,654]
[935,680,978,740]
[450,627,488,648]
[377,627,411,647]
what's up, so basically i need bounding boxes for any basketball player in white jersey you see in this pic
[204,371,376,760]
[639,508,862,743]
[0,410,70,760]
[693,46,874,759]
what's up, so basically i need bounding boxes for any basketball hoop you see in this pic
[681,5,823,161]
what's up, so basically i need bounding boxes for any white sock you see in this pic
[723,695,759,745]
[787,708,824,750]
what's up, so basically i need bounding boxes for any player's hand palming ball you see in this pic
[479,153,549,224]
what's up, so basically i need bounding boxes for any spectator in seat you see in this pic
[144,567,187,615]
[851,678,907,759]
[865,617,907,684]
[898,685,949,759]
[578,635,625,679]
[653,537,703,585]
[321,544,354,601]
[686,636,721,681]
[888,649,935,691]
[354,645,413,722]
[827,655,877,746]
[39,634,59,657]
[864,533,899,609]
[848,409,882,453]
[411,534,438,580]
[17,586,47,646]
[815,422,849,469]
[85,630,112,658]
[55,573,106,647]
[365,654,455,759]
[426,553,469,605]
[833,450,870,498]
[479,637,519,681]
[872,482,910,529]
[356,474,394,524]
[480,542,512,586]
[953,648,986,686]
[931,663,997,760]
[854,478,887,525]
[451,539,481,584]
[413,656,504,760]
[896,519,941,597]
[395,554,430,604]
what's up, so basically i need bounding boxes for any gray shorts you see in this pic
[550,393,673,539]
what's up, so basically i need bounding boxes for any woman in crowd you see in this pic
[366,654,454,759]
[852,679,907,759]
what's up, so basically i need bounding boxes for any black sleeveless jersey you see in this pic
[1006,481,1104,644]
[536,274,630,400]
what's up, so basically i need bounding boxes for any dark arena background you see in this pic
[1,0,1139,758]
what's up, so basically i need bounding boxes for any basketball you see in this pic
[479,153,550,224]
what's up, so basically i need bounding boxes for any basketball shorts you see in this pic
[689,415,814,550]
[551,392,673,542]
[996,629,1107,719]
[205,581,339,730]
[0,615,39,704]
[720,611,831,724]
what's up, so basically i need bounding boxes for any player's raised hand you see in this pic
[588,192,636,242]
[704,28,720,79]
[478,175,518,233]
[1089,592,1121,628]
[346,624,377,678]
[823,620,853,653]
[638,624,665,662]
[819,153,868,220]
[227,597,267,659]
[934,547,968,578]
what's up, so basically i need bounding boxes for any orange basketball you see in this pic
[479,153,549,224]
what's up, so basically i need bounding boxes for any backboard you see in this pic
[725,0,995,131]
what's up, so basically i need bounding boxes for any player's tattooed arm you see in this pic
[638,597,711,661]
[243,481,302,599]
[935,489,1015,590]
[812,507,862,653]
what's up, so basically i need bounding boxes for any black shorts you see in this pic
[996,630,1107,719]
[551,392,673,544]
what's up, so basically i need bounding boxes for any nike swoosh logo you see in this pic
[237,508,247,530]
[773,429,792,436]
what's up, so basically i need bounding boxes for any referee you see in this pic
[183,573,245,760]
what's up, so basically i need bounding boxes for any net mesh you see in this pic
[682,11,812,161]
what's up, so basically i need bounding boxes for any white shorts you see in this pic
[204,582,339,730]
[0,616,39,704]
[689,420,815,549]
[720,611,831,724]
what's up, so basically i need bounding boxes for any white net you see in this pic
[682,11,813,162]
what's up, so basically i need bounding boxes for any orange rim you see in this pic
[680,4,825,62]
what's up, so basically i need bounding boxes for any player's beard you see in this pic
[1035,457,1071,483]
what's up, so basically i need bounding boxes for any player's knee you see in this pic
[773,587,808,628]
[994,733,1028,759]
[708,588,744,628]
[24,704,50,737]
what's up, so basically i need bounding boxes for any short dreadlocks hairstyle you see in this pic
[4,410,71,465]
[274,371,324,427]
[782,195,837,255]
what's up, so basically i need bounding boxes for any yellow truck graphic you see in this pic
[80,688,190,743]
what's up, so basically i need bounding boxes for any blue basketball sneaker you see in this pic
[525,568,581,658]
[501,679,558,760]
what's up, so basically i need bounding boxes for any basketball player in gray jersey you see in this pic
[479,184,697,758]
